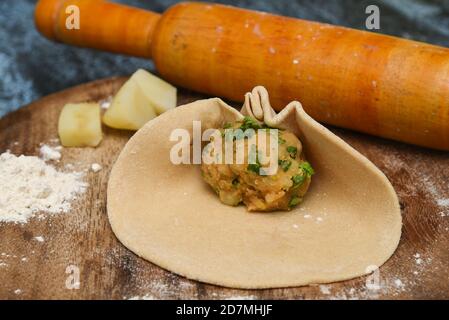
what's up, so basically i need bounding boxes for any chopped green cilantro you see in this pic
[291,174,306,187]
[289,196,302,207]
[286,146,297,158]
[278,159,292,172]
[240,116,262,131]
[299,161,315,176]
[247,163,261,174]
[247,145,262,174]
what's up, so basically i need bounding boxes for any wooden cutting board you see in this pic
[0,77,448,300]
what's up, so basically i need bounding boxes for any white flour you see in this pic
[90,163,102,172]
[0,151,87,224]
[319,285,331,295]
[39,144,61,161]
[99,96,112,110]
[34,236,44,242]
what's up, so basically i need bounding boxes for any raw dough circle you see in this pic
[107,90,402,289]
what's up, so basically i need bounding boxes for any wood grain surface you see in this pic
[0,77,448,300]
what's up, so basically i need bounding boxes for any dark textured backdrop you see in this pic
[1,0,448,117]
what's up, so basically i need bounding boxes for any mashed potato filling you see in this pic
[201,117,314,212]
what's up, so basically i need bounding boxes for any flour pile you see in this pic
[0,151,87,223]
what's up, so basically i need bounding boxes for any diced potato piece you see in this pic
[102,77,158,130]
[58,103,103,147]
[132,69,177,114]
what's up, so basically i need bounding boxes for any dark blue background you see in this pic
[1,0,448,117]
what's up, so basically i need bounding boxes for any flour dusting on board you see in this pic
[373,147,449,215]
[0,150,87,223]
[106,247,258,300]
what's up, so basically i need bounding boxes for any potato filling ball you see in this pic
[201,117,314,212]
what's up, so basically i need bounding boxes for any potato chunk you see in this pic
[58,103,103,147]
[102,69,176,130]
[132,69,177,114]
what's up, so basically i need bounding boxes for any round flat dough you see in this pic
[107,88,402,289]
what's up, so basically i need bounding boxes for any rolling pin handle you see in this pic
[35,0,161,58]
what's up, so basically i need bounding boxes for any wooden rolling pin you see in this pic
[35,0,449,150]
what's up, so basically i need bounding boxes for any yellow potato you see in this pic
[103,69,177,130]
[132,69,177,114]
[58,103,102,147]
[103,77,157,130]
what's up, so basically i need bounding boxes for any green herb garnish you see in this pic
[223,122,232,129]
[291,174,306,187]
[286,146,297,159]
[299,161,315,176]
[278,136,286,144]
[247,145,262,174]
[278,159,292,172]
[247,163,261,174]
[289,196,302,207]
[240,116,262,131]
